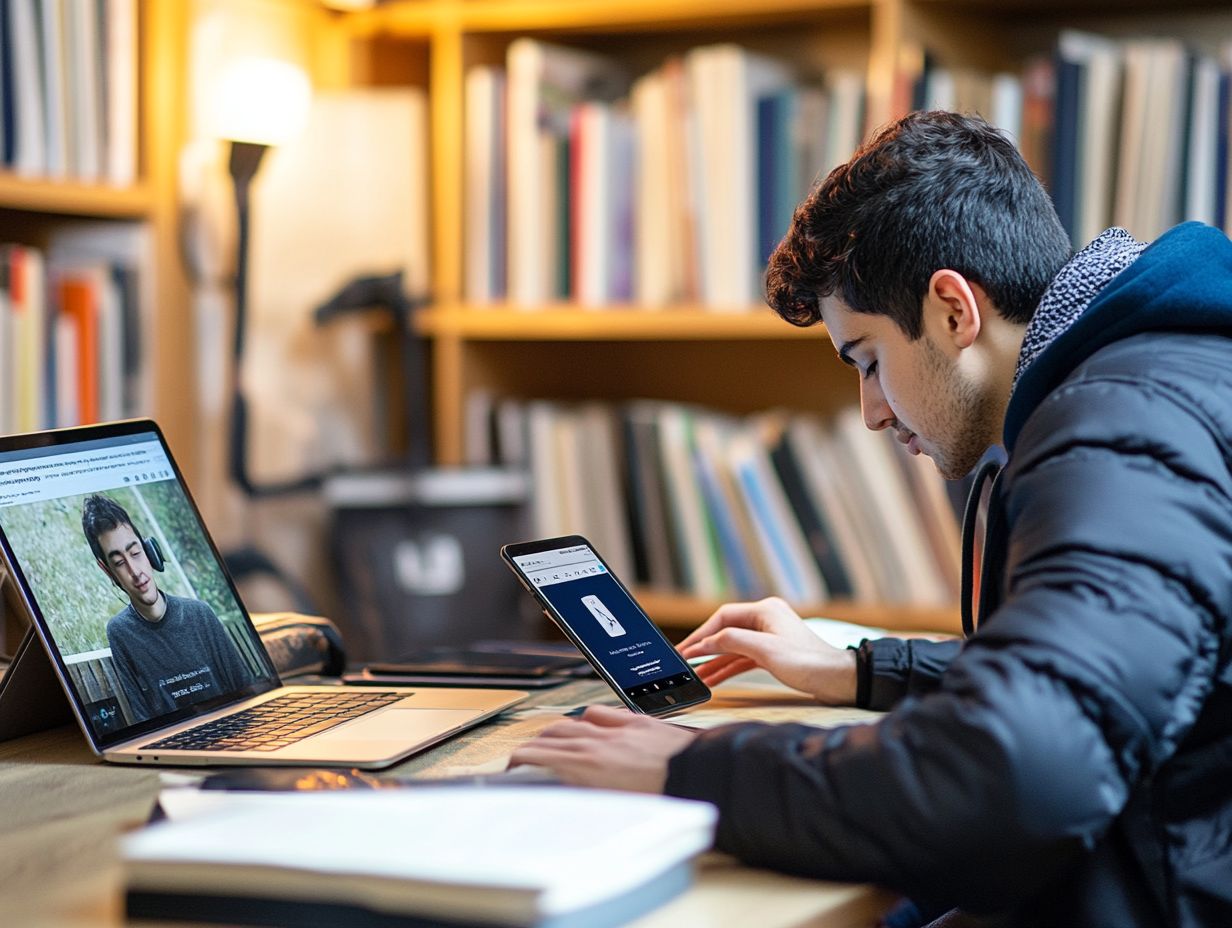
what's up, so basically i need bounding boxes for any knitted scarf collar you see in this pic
[1010,227,1148,395]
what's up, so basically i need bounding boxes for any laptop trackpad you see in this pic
[316,708,482,747]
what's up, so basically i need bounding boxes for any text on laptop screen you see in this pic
[0,430,274,742]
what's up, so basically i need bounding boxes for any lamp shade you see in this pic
[211,57,311,147]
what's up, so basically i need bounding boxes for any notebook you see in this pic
[0,419,526,769]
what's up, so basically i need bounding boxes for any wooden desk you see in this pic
[0,675,893,927]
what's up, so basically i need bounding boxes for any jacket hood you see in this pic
[1004,221,1232,450]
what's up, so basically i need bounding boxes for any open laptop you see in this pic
[0,419,526,769]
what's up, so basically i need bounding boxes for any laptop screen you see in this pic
[0,422,277,748]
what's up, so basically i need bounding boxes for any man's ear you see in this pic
[927,269,982,350]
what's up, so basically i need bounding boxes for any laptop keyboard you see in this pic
[142,691,405,753]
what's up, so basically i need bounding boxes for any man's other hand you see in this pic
[508,706,697,793]
[677,596,858,705]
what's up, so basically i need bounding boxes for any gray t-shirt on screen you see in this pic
[106,593,256,724]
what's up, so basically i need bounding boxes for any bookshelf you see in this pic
[317,0,1232,634]
[0,1,192,468]
[0,2,191,651]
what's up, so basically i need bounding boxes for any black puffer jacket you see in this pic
[665,222,1232,926]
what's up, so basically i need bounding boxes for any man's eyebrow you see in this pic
[837,337,867,368]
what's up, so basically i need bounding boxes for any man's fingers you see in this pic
[696,655,756,687]
[578,705,638,726]
[677,601,769,650]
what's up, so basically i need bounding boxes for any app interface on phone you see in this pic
[512,544,693,698]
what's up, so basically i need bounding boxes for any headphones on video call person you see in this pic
[98,528,167,589]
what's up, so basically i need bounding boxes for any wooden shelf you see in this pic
[637,590,963,635]
[0,175,154,219]
[350,0,870,37]
[417,305,827,341]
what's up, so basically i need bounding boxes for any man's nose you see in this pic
[860,378,895,431]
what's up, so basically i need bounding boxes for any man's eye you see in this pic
[863,361,879,381]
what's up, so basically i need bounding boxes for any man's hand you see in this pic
[508,705,697,793]
[678,597,858,705]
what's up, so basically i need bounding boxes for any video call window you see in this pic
[0,435,270,738]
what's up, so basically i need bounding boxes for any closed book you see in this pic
[464,65,507,303]
[506,39,625,306]
[765,417,853,598]
[123,789,716,928]
[56,274,99,424]
[726,429,827,606]
[621,402,683,590]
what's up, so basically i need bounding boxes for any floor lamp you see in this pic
[212,57,315,611]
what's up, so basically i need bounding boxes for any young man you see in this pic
[510,112,1232,926]
[82,494,254,724]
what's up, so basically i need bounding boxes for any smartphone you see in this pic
[501,535,711,716]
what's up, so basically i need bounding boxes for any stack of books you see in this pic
[465,40,865,309]
[0,223,147,434]
[896,32,1232,247]
[466,395,961,608]
[0,0,137,185]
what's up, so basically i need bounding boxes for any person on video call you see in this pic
[82,494,254,724]
[511,111,1232,926]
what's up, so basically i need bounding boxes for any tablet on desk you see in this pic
[343,646,590,689]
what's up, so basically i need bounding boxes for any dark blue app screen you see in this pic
[512,545,690,693]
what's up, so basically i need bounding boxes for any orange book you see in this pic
[58,276,98,424]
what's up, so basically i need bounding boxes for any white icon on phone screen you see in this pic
[581,594,626,637]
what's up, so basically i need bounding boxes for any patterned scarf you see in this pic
[1010,227,1149,394]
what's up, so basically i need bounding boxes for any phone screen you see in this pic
[502,536,710,715]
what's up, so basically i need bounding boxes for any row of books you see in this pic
[0,0,137,186]
[899,32,1232,247]
[0,226,146,436]
[465,40,865,310]
[466,395,962,607]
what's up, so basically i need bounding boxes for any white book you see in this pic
[464,66,506,303]
[9,0,46,177]
[824,69,864,172]
[65,0,104,181]
[574,102,611,306]
[526,400,567,537]
[105,0,138,186]
[124,789,716,928]
[506,39,624,306]
[1114,40,1151,236]
[1058,31,1122,248]
[39,0,69,178]
[656,404,725,599]
[633,70,673,307]
[922,66,956,113]
[989,72,1023,147]
[1185,54,1220,227]
[725,428,826,606]
[687,45,791,309]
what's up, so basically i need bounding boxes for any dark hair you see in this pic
[82,494,137,564]
[765,110,1073,338]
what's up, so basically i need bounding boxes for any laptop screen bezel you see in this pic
[0,419,282,752]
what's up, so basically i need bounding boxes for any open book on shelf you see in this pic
[123,787,717,928]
